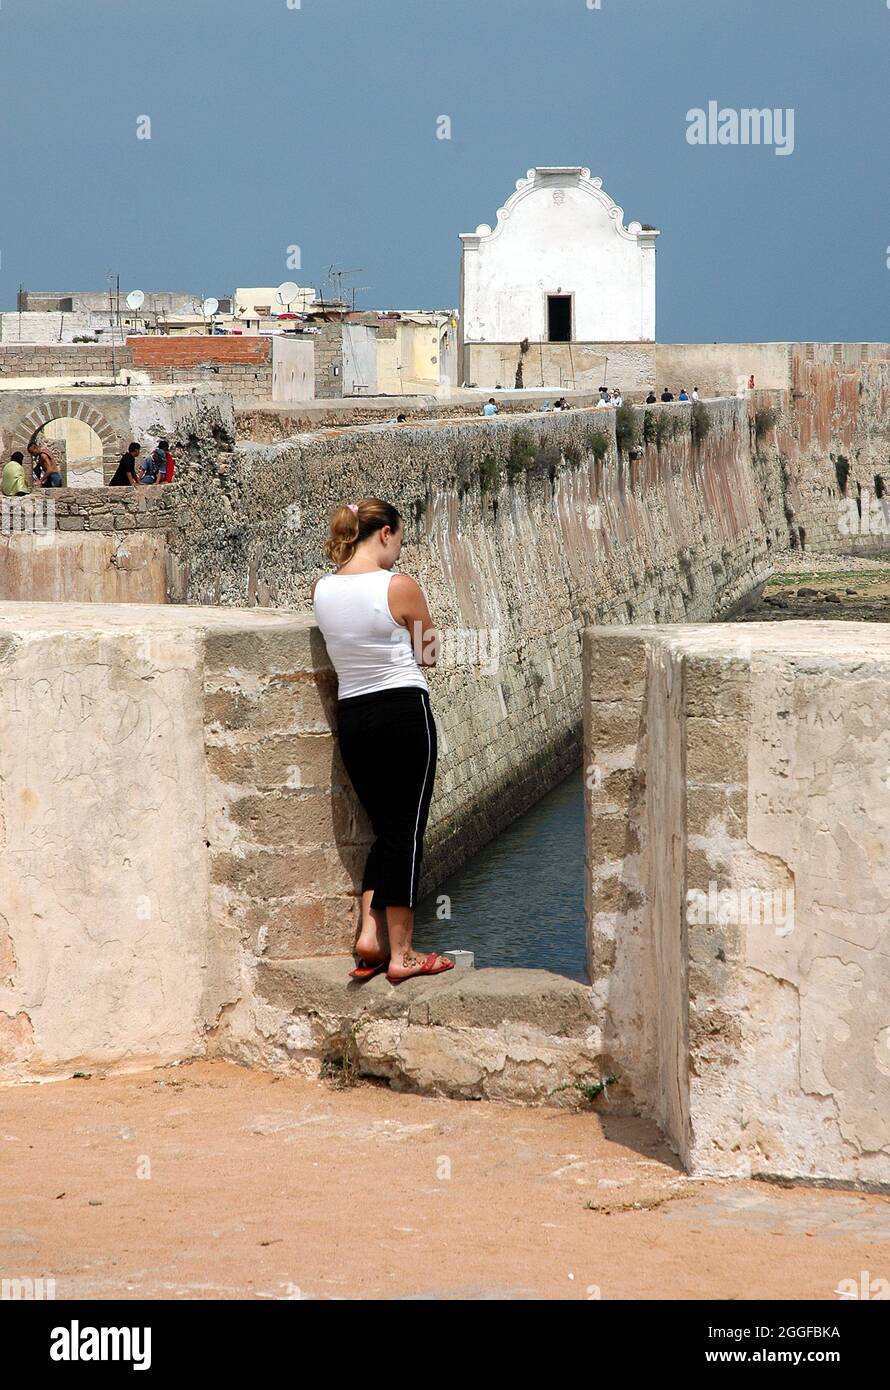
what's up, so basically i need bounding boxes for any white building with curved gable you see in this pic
[458,167,659,391]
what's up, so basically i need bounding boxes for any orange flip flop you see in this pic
[386,953,455,985]
[349,958,389,980]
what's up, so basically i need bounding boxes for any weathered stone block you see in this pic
[585,620,890,1188]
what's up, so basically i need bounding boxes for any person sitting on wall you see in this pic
[692,387,701,402]
[610,388,623,407]
[482,398,498,417]
[1,451,30,497]
[161,444,175,483]
[678,388,691,402]
[646,390,657,404]
[28,440,62,488]
[595,394,610,409]
[140,443,162,485]
[109,442,142,486]
[660,387,675,402]
[143,439,174,485]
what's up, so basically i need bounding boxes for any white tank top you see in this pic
[313,569,429,700]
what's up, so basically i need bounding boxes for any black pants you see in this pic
[336,686,437,910]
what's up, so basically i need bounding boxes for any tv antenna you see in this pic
[324,265,369,311]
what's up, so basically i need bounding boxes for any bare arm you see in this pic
[389,573,438,668]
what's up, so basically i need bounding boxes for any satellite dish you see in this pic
[277,281,300,309]
[126,290,145,311]
[202,297,220,318]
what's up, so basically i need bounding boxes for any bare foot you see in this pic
[354,929,388,965]
[386,952,454,983]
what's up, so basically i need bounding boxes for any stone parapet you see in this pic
[0,603,362,1083]
[584,621,890,1189]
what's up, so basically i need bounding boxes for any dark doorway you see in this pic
[547,294,573,343]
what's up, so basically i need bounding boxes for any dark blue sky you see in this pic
[1,0,888,340]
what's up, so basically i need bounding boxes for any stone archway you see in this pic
[10,398,120,486]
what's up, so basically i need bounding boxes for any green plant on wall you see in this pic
[654,412,673,451]
[643,410,656,447]
[615,403,639,455]
[563,438,582,466]
[479,452,500,493]
[584,429,610,463]
[452,444,474,490]
[506,426,538,480]
[690,400,711,447]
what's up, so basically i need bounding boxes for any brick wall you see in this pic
[126,337,273,400]
[127,337,271,368]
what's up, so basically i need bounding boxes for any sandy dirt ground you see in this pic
[748,556,890,622]
[2,1061,889,1301]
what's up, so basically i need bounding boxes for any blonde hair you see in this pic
[325,497,402,567]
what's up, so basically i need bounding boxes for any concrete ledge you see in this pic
[251,957,609,1106]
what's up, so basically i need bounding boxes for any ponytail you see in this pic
[325,497,402,567]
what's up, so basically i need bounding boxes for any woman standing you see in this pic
[313,498,454,984]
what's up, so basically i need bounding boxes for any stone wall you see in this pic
[655,343,794,398]
[168,398,790,888]
[464,341,656,393]
[0,392,233,604]
[584,622,890,1188]
[765,344,890,556]
[0,604,360,1083]
[0,485,174,604]
[313,323,346,399]
[0,312,111,345]
[0,338,274,401]
[0,344,129,378]
[0,600,613,1101]
[234,392,602,441]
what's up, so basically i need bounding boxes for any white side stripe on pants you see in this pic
[408,697,434,907]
